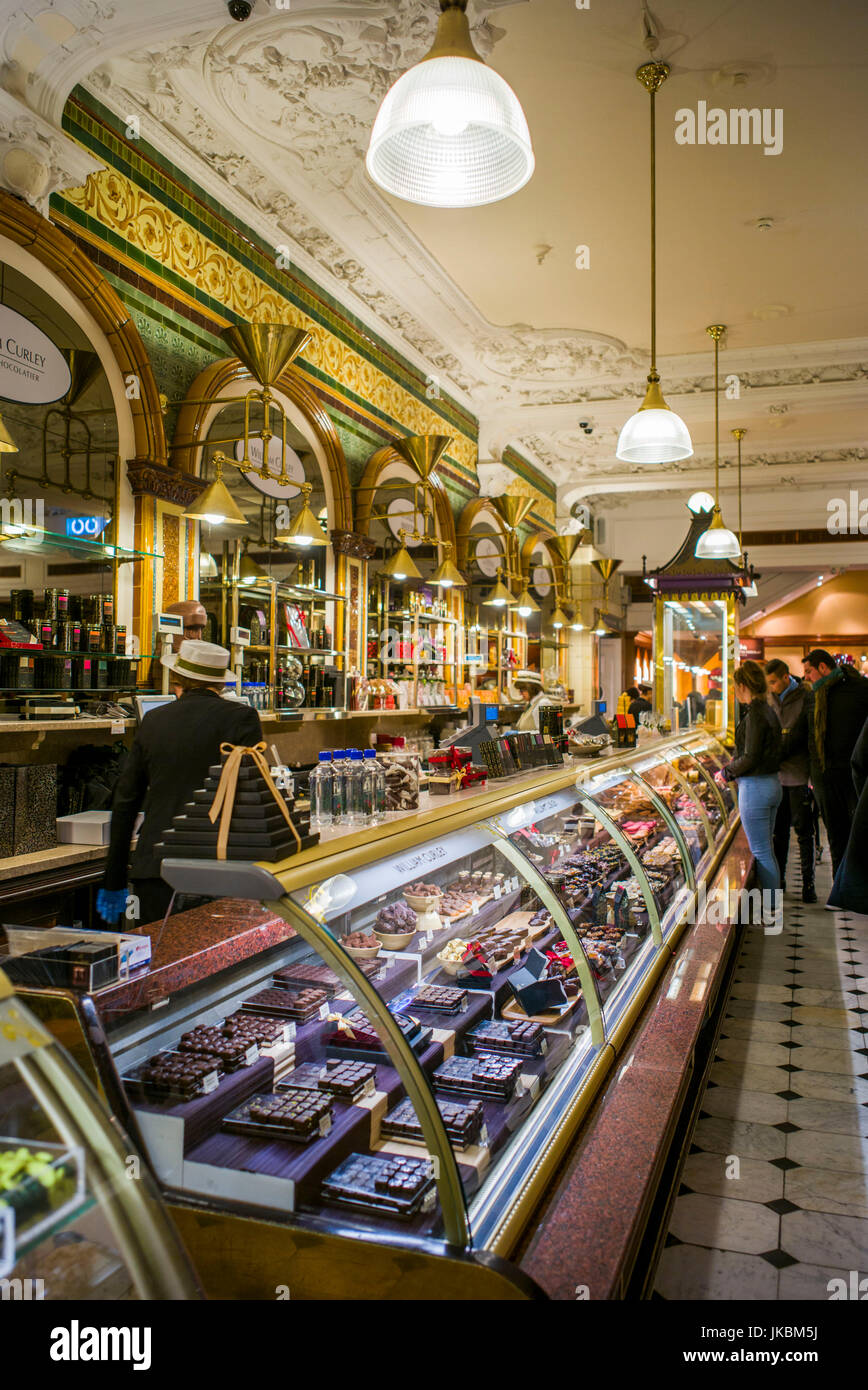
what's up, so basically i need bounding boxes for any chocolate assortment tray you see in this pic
[432,1052,523,1103]
[222,1089,333,1144]
[241,986,330,1022]
[325,1006,432,1060]
[272,959,381,997]
[321,1152,436,1220]
[177,1025,259,1071]
[279,1059,378,1104]
[124,1050,221,1102]
[410,984,468,1015]
[221,1012,293,1049]
[381,1096,488,1151]
[465,1018,547,1058]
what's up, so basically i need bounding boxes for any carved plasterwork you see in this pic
[0,89,102,215]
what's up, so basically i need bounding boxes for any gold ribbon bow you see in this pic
[208,742,300,861]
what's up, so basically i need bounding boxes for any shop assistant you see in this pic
[97,640,262,928]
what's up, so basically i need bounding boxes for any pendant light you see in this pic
[514,585,540,618]
[733,427,758,596]
[274,482,328,547]
[239,539,270,586]
[0,409,18,454]
[695,326,741,561]
[569,611,585,632]
[382,529,422,582]
[431,540,466,588]
[366,0,534,209]
[551,605,569,630]
[616,63,692,464]
[483,566,516,608]
[184,452,247,527]
[687,490,715,515]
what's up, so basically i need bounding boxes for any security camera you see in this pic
[227,0,254,19]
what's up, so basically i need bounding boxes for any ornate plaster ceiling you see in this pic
[0,0,865,518]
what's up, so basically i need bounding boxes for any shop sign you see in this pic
[234,436,305,499]
[0,306,71,404]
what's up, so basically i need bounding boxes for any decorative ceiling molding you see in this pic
[0,88,103,214]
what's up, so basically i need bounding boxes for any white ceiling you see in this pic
[2,0,866,519]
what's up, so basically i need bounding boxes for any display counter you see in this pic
[5,729,743,1299]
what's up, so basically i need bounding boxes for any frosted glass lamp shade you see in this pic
[695,510,742,560]
[616,406,693,465]
[366,56,534,208]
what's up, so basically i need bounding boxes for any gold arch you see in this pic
[456,497,511,573]
[0,190,166,467]
[354,445,456,548]
[170,357,352,531]
[521,530,560,583]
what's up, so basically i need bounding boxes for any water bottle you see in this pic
[363,749,386,825]
[331,750,346,824]
[346,749,367,826]
[309,751,333,829]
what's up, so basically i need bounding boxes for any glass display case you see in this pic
[6,732,738,1299]
[0,972,198,1299]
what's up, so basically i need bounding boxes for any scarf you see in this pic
[812,667,844,772]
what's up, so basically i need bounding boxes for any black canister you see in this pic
[101,594,114,625]
[102,623,116,654]
[87,625,101,653]
[70,622,82,652]
[11,590,34,622]
[57,590,70,619]
[115,625,127,655]
[55,619,72,652]
[43,588,59,619]
[39,619,55,648]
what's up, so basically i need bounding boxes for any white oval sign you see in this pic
[0,306,71,405]
[532,563,552,597]
[387,496,424,546]
[234,436,305,499]
[475,534,502,578]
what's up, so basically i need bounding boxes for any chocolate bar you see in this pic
[466,1018,545,1057]
[230,1090,332,1141]
[242,986,328,1021]
[316,1059,377,1102]
[382,1096,486,1149]
[322,1152,435,1220]
[222,1012,290,1047]
[411,984,467,1014]
[432,1052,522,1102]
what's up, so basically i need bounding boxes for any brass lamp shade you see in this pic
[514,586,540,616]
[382,530,422,581]
[591,557,622,586]
[483,569,516,607]
[221,323,311,388]
[61,349,102,406]
[547,534,583,567]
[432,544,466,588]
[239,542,269,585]
[490,494,535,531]
[275,482,328,547]
[185,454,247,526]
[389,434,453,481]
[0,409,18,454]
[551,606,570,629]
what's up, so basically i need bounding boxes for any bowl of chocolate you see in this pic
[373,901,417,950]
[403,880,443,912]
[341,929,381,961]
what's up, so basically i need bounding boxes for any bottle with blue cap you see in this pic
[309,751,334,828]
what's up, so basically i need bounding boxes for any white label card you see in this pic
[493,884,502,899]
[111,720,125,735]
[202,1071,219,1095]
[245,1045,259,1065]
[319,1003,330,1020]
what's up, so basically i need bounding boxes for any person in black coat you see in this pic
[716,661,783,895]
[97,640,262,928]
[827,714,868,915]
[803,649,868,878]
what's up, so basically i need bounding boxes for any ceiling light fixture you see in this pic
[239,540,270,586]
[274,482,328,547]
[695,327,741,561]
[687,490,716,514]
[616,62,693,465]
[484,567,516,608]
[431,540,466,588]
[514,586,540,618]
[551,605,569,630]
[366,0,534,209]
[184,452,247,527]
[382,529,423,582]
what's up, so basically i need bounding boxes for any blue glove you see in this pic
[96,888,128,924]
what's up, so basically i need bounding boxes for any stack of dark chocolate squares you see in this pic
[155,752,318,861]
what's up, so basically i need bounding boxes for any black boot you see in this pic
[799,837,817,903]
[802,881,818,903]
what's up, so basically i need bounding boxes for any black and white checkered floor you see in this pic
[655,838,868,1299]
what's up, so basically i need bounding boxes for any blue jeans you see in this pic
[737,775,783,892]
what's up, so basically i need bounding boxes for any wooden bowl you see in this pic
[342,938,381,961]
[374,927,417,951]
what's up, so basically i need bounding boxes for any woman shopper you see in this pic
[716,661,783,896]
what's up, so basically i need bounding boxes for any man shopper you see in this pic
[802,649,868,879]
[765,659,816,902]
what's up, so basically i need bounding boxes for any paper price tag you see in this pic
[319,1003,330,1021]
[202,1071,219,1095]
[362,1077,375,1098]
[284,1022,297,1043]
[540,1038,548,1055]
[426,929,434,944]
[493,884,502,899]
[320,1115,332,1138]
[422,1188,437,1212]
[480,1124,489,1147]
[110,720,125,735]
[245,1045,259,1066]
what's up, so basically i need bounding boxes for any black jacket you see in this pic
[769,678,813,786]
[828,714,868,913]
[809,664,868,777]
[723,698,782,781]
[105,689,262,889]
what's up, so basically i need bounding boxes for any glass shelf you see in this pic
[0,530,162,563]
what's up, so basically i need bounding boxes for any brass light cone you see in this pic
[514,586,540,616]
[490,494,535,532]
[239,540,269,585]
[0,409,18,454]
[389,434,453,481]
[550,605,570,629]
[221,323,311,388]
[432,543,466,588]
[61,349,102,406]
[591,557,622,585]
[275,482,328,547]
[483,567,516,608]
[185,453,247,526]
[547,534,583,567]
[382,529,422,581]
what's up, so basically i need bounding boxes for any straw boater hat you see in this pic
[161,638,233,683]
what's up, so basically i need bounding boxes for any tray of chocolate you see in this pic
[410,984,468,1015]
[124,1050,220,1102]
[465,1018,546,1058]
[326,1006,429,1055]
[241,986,329,1022]
[222,1089,333,1144]
[317,1058,378,1102]
[321,1152,436,1220]
[221,1011,293,1049]
[176,1025,259,1071]
[381,1096,487,1151]
[272,959,381,997]
[437,889,476,921]
[432,1052,523,1103]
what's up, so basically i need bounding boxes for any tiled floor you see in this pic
[655,839,868,1300]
